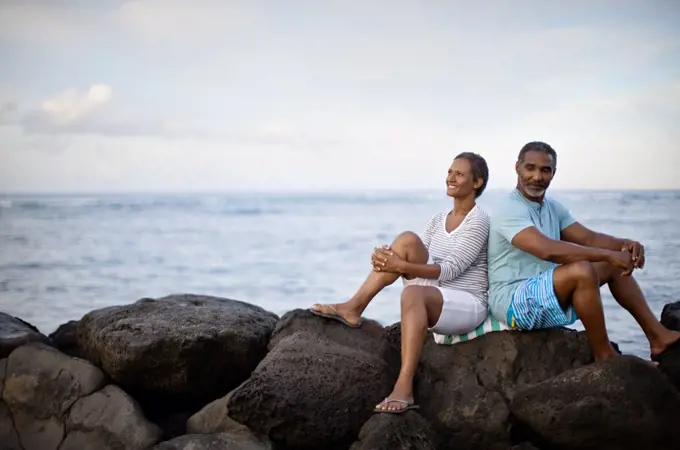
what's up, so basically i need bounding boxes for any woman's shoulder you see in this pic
[469,205,491,225]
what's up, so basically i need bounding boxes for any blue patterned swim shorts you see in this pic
[506,267,578,330]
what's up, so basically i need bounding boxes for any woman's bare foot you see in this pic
[309,303,362,327]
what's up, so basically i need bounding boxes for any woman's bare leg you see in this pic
[375,285,443,412]
[311,231,429,326]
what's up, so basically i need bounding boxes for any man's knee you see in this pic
[566,261,599,286]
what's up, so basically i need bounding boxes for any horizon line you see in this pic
[2,187,679,196]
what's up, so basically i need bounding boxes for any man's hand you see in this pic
[371,246,405,274]
[622,239,645,269]
[607,248,635,276]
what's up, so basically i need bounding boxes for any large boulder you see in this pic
[77,294,279,413]
[226,309,400,450]
[0,313,48,358]
[2,343,107,450]
[386,325,595,450]
[60,385,162,450]
[349,411,438,450]
[510,355,680,450]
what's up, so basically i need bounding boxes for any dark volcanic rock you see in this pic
[77,294,279,404]
[0,313,48,358]
[510,355,680,450]
[656,301,680,390]
[390,325,594,450]
[153,432,272,450]
[508,444,541,450]
[349,411,438,450]
[226,309,400,450]
[655,339,680,392]
[661,301,680,331]
[48,320,85,359]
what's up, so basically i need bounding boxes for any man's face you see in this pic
[515,150,556,199]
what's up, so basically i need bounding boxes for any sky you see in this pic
[0,0,679,193]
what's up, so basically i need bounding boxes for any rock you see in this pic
[655,339,680,392]
[0,313,48,358]
[0,358,21,450]
[187,388,273,449]
[510,355,680,450]
[348,411,438,450]
[507,444,541,450]
[0,403,21,450]
[0,358,6,398]
[226,309,399,450]
[77,294,279,403]
[77,294,279,436]
[661,301,680,331]
[2,342,106,450]
[188,389,257,436]
[153,432,272,450]
[60,384,162,450]
[49,320,85,359]
[398,326,594,450]
[656,302,680,390]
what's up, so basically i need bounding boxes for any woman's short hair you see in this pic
[454,152,489,198]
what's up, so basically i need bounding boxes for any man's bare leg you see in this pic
[553,262,619,360]
[375,285,443,412]
[553,261,680,360]
[591,261,680,358]
[310,231,430,326]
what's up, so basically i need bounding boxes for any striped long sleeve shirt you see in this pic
[421,205,490,305]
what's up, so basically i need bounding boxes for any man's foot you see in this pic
[309,303,362,328]
[650,330,680,360]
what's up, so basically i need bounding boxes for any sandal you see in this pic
[309,304,362,328]
[373,398,420,414]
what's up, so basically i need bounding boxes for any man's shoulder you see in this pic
[491,190,530,220]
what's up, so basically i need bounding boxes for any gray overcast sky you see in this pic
[1,0,679,192]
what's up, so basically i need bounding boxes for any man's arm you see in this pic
[561,222,626,251]
[561,222,645,268]
[512,226,618,265]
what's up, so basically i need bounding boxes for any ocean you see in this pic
[1,190,678,358]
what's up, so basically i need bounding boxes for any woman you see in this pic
[310,152,491,414]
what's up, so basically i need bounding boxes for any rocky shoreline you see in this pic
[1,294,680,450]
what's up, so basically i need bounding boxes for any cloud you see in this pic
[16,84,344,151]
[22,84,113,132]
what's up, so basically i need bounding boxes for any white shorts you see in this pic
[402,276,487,336]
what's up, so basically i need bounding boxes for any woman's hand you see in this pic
[371,246,405,274]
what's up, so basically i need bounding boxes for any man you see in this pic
[487,141,680,361]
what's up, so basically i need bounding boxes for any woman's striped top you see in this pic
[422,205,490,305]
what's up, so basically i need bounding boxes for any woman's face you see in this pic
[446,158,479,198]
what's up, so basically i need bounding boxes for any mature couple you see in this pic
[310,141,680,414]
